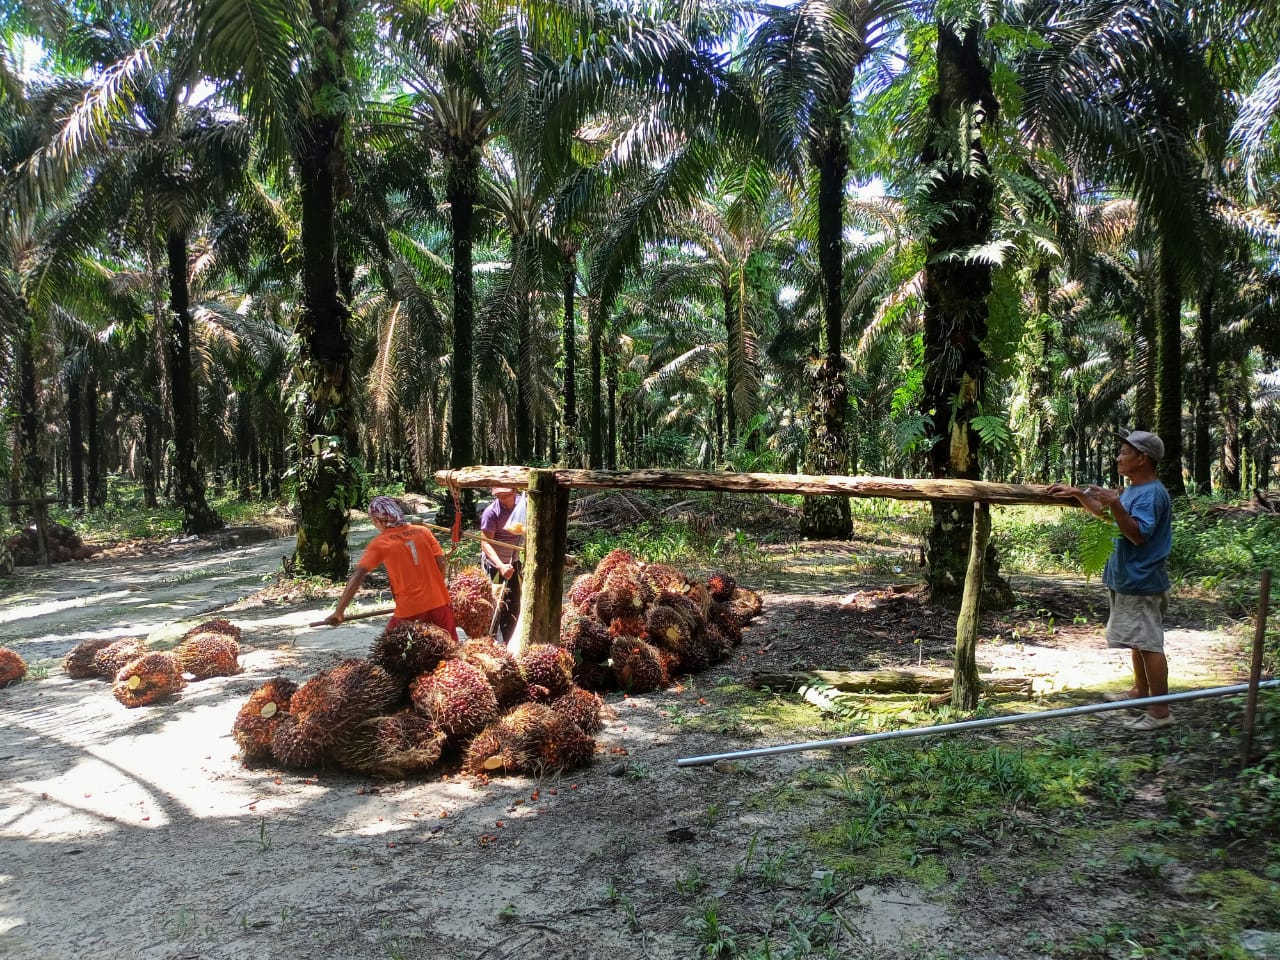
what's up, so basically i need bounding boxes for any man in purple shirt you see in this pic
[479,486,524,642]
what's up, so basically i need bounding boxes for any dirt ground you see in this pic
[0,519,1263,960]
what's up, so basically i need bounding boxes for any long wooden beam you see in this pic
[435,466,1073,507]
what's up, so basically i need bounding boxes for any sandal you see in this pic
[1124,712,1174,731]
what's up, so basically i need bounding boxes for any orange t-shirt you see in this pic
[358,526,449,618]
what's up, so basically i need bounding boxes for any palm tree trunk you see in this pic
[1156,236,1185,496]
[516,285,534,462]
[67,368,85,510]
[446,148,479,473]
[560,243,580,467]
[165,230,223,534]
[294,106,357,577]
[589,310,603,468]
[1192,275,1215,494]
[17,320,46,553]
[800,121,853,540]
[722,280,739,446]
[606,354,618,470]
[920,19,1012,610]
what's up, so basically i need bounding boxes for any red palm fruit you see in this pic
[655,648,682,682]
[270,714,329,769]
[517,644,574,698]
[686,581,713,619]
[62,638,115,679]
[565,573,599,615]
[92,638,149,680]
[608,637,667,694]
[333,711,447,779]
[466,703,595,776]
[290,659,403,744]
[709,602,744,645]
[462,724,515,776]
[232,677,298,761]
[183,618,241,641]
[560,613,612,662]
[677,628,714,673]
[528,710,595,774]
[409,659,498,737]
[572,659,614,692]
[729,586,764,620]
[638,562,689,595]
[590,548,636,590]
[370,621,458,679]
[602,563,653,613]
[0,647,26,687]
[705,572,737,603]
[549,686,606,734]
[112,652,186,708]
[460,638,524,706]
[607,615,647,641]
[448,565,497,638]
[176,632,241,679]
[645,605,691,653]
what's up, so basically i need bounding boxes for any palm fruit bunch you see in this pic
[62,638,115,679]
[232,677,298,761]
[459,638,525,706]
[188,618,241,640]
[705,571,737,603]
[516,644,574,699]
[113,652,186,707]
[409,658,499,738]
[638,562,692,596]
[608,637,668,694]
[0,646,27,687]
[564,573,599,617]
[175,631,241,679]
[332,710,448,779]
[464,703,593,776]
[595,560,652,625]
[92,638,149,680]
[370,620,457,679]
[550,686,606,735]
[276,658,402,767]
[449,565,496,639]
[708,601,744,646]
[560,613,611,663]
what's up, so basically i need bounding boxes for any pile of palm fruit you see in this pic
[61,618,242,708]
[561,548,763,694]
[0,646,27,687]
[229,549,759,780]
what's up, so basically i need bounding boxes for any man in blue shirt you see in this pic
[1049,431,1174,730]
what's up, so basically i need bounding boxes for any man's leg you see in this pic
[1140,650,1170,718]
[1130,648,1149,698]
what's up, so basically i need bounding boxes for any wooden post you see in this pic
[508,469,569,657]
[1240,568,1272,769]
[952,501,990,709]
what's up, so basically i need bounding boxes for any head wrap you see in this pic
[368,496,406,527]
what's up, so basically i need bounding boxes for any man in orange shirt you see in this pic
[325,497,456,634]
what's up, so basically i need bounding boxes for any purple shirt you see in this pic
[480,498,522,563]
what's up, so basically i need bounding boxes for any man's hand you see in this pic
[324,611,345,626]
[500,562,515,580]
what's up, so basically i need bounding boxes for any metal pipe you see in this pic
[676,679,1280,767]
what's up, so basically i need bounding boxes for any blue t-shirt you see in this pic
[1102,480,1172,595]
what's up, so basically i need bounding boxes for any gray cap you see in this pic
[1114,430,1164,463]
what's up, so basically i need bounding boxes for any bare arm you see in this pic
[325,567,370,625]
[1090,486,1146,545]
[1045,483,1110,521]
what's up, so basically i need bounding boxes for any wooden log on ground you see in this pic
[435,466,1077,507]
[749,669,1033,696]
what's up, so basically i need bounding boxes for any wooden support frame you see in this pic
[508,469,569,656]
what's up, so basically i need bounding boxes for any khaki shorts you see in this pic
[1105,591,1168,653]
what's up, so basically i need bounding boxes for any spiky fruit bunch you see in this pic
[608,638,667,694]
[705,571,737,603]
[62,638,115,679]
[645,605,692,653]
[176,632,241,679]
[517,644,574,699]
[0,647,27,687]
[702,623,734,661]
[270,715,329,769]
[685,581,713,619]
[449,565,497,638]
[459,638,525,706]
[113,652,186,707]
[409,658,498,737]
[606,615,647,641]
[560,613,612,662]
[232,677,298,761]
[332,710,447,779]
[599,563,652,618]
[572,659,613,692]
[464,703,593,776]
[729,587,764,620]
[92,639,149,680]
[370,621,457,679]
[708,602,744,645]
[550,686,606,735]
[638,562,690,595]
[565,573,599,616]
[590,548,636,589]
[676,628,715,674]
[291,659,403,733]
[184,618,241,641]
